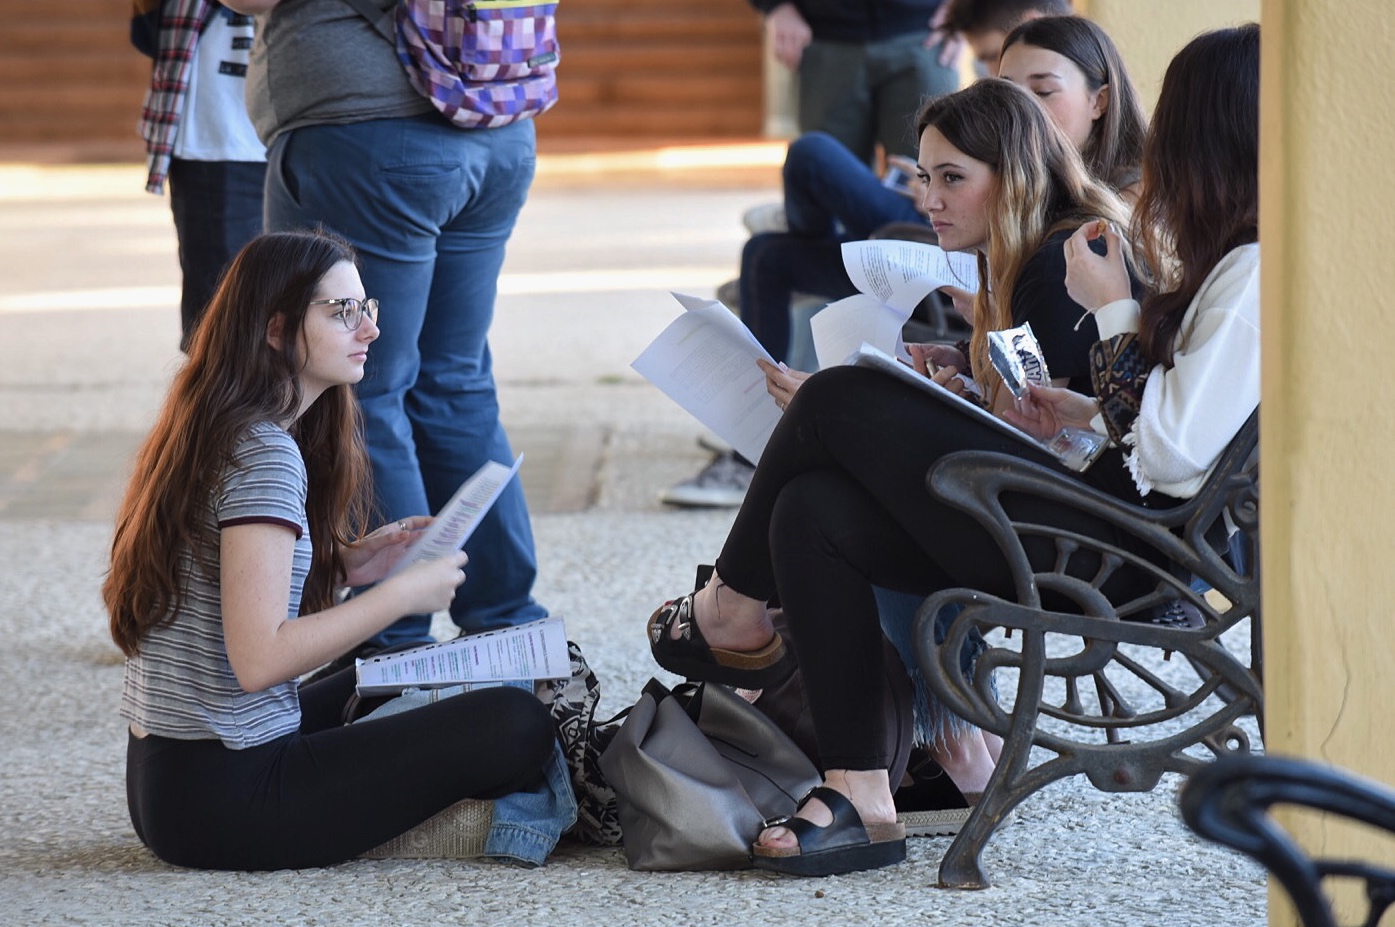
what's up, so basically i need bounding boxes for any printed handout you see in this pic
[629,292,783,463]
[811,240,979,369]
[387,457,523,577]
[355,616,570,695]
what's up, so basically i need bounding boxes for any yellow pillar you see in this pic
[1260,0,1395,924]
[1079,0,1260,110]
[1081,3,1394,925]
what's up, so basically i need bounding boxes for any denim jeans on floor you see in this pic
[361,682,578,867]
[264,115,548,645]
[167,158,266,351]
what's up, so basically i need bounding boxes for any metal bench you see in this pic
[913,409,1261,888]
[1180,753,1395,927]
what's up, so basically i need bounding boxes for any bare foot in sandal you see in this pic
[647,570,795,688]
[675,571,775,654]
[756,769,899,850]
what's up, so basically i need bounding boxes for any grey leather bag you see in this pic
[598,678,821,871]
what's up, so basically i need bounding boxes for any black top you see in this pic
[1011,228,1140,395]
[746,0,944,44]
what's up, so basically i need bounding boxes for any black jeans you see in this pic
[166,158,266,350]
[126,669,555,870]
[713,366,1173,770]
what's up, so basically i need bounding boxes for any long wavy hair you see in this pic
[1001,15,1148,195]
[1132,24,1259,367]
[105,230,374,657]
[916,79,1130,401]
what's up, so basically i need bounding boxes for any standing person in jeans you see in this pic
[135,0,267,351]
[229,0,550,651]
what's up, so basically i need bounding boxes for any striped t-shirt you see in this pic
[120,422,312,749]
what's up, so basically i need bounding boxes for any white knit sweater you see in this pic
[1089,243,1261,499]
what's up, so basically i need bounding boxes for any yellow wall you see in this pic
[1091,1,1395,925]
[1259,0,1395,923]
[1081,0,1261,110]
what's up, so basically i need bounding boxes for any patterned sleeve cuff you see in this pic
[1089,332,1149,446]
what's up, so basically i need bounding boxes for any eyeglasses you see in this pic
[309,297,379,331]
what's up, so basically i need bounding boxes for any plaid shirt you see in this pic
[138,0,214,194]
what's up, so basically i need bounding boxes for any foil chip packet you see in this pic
[987,323,1110,471]
[987,323,1051,399]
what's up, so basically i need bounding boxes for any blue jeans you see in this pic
[783,131,927,240]
[361,682,578,867]
[167,158,266,351]
[264,115,548,645]
[738,133,932,363]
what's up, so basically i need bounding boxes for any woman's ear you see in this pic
[266,312,285,351]
[1091,84,1112,121]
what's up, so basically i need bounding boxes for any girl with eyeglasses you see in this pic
[104,229,556,870]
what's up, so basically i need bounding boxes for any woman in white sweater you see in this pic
[1007,24,1260,494]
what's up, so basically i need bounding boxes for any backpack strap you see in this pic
[340,0,395,44]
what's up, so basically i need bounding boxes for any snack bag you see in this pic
[987,323,1050,399]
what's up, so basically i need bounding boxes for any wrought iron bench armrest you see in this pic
[1181,754,1395,927]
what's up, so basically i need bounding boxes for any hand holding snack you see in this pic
[1002,382,1101,440]
[1063,218,1132,313]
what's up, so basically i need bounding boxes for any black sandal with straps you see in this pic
[646,590,796,689]
[751,786,907,877]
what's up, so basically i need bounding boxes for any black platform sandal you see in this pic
[751,786,907,877]
[647,588,796,689]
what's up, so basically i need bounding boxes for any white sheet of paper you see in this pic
[630,292,783,463]
[387,457,523,577]
[811,293,911,371]
[840,240,980,314]
[354,616,570,694]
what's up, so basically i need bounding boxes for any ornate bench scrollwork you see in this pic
[913,410,1261,888]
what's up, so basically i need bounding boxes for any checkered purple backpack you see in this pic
[344,0,559,129]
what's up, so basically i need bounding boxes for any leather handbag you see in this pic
[598,678,821,871]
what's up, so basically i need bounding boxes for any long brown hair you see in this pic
[105,230,374,657]
[1132,24,1259,366]
[916,79,1129,401]
[1001,15,1147,195]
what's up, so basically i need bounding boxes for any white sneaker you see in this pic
[742,202,788,235]
[659,451,755,508]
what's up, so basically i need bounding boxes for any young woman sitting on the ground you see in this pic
[646,22,1260,878]
[105,230,556,871]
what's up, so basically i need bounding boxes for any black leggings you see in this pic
[126,669,556,870]
[714,366,1176,770]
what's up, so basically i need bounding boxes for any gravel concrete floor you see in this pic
[0,158,1267,926]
